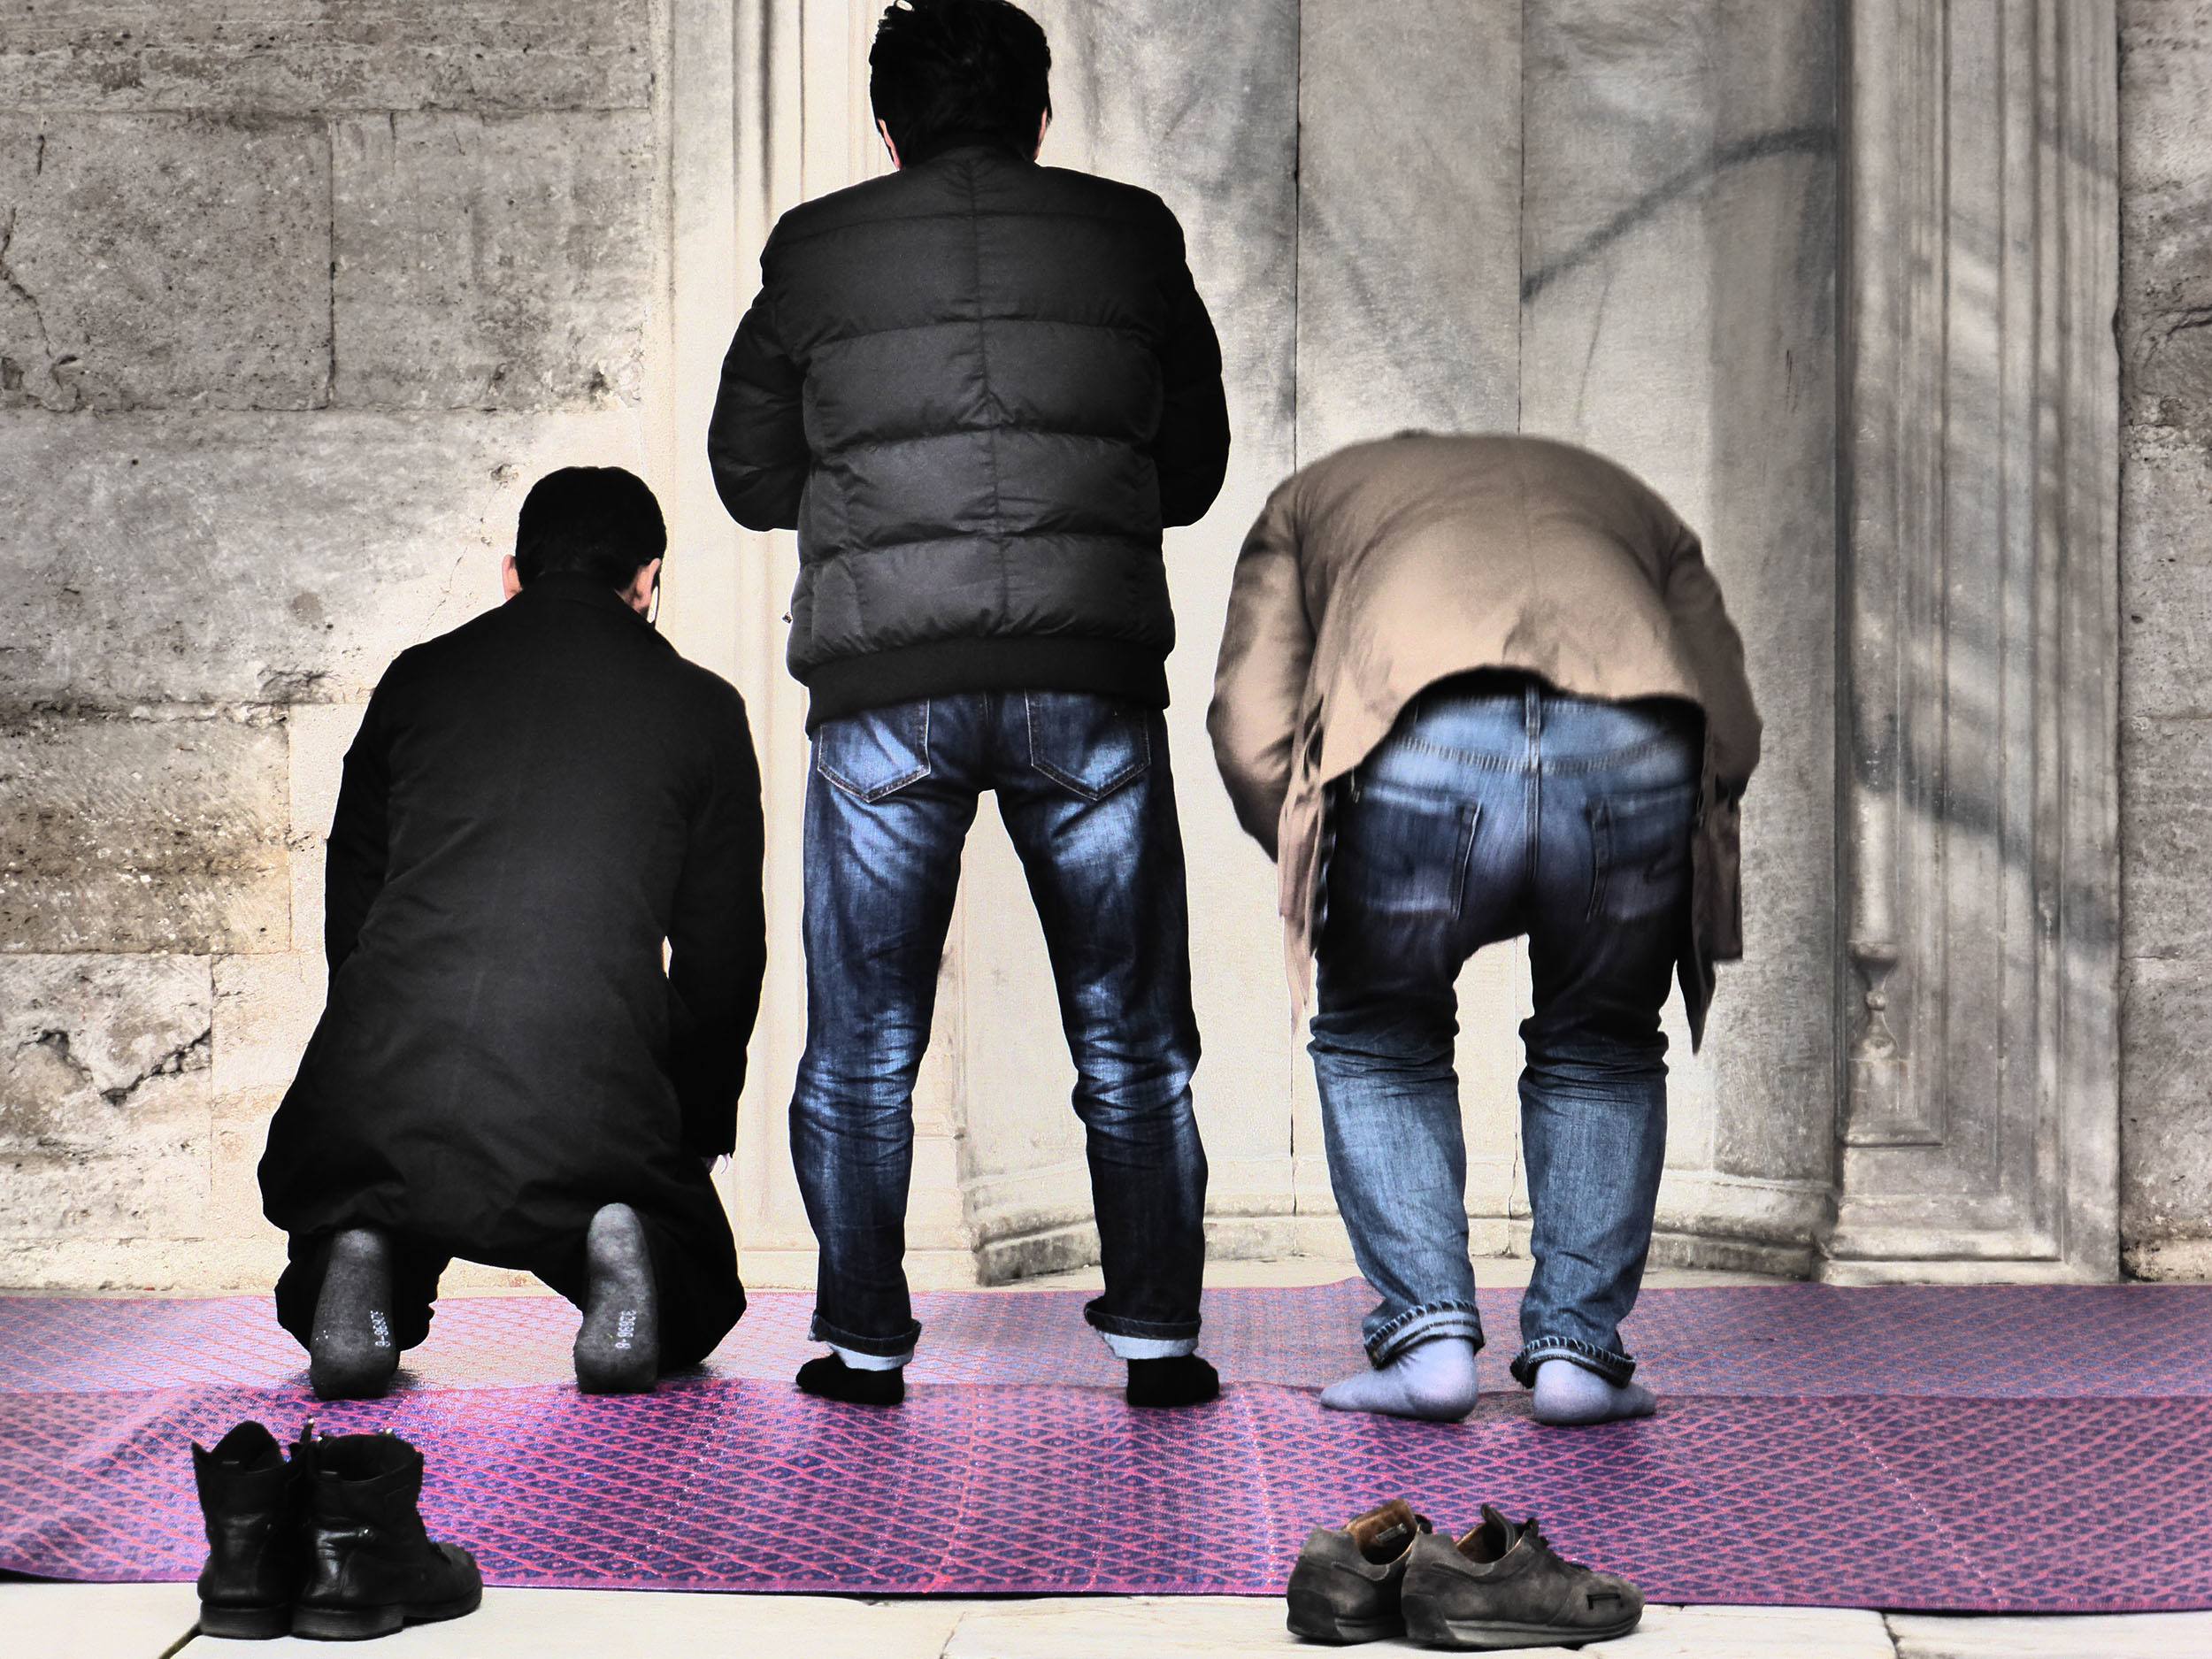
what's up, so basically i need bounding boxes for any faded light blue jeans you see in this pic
[1309,673,1701,1386]
[793,691,1209,1367]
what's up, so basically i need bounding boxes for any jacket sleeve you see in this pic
[323,688,393,979]
[1207,480,1312,860]
[1152,217,1232,529]
[707,237,810,534]
[665,689,769,1159]
[1664,522,1763,793]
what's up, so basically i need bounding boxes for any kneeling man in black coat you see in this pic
[259,467,767,1398]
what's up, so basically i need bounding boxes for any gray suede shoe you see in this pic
[1286,1498,1433,1643]
[1401,1506,1642,1650]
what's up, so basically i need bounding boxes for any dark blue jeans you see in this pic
[1309,677,1701,1386]
[793,691,1208,1363]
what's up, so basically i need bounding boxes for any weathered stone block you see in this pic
[2121,426,2212,719]
[0,410,648,704]
[2120,0,2212,427]
[213,953,324,1102]
[288,703,365,833]
[0,709,288,953]
[0,2,652,115]
[2120,716,2212,961]
[0,955,215,1240]
[0,954,213,1134]
[2120,956,2212,1255]
[0,114,331,411]
[333,113,653,411]
[211,1103,278,1234]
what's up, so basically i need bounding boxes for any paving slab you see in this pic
[0,1580,199,1659]
[187,1589,964,1657]
[1889,1610,2212,1658]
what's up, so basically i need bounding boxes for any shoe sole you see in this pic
[1403,1609,1641,1650]
[291,1585,483,1641]
[1285,1593,1403,1644]
[574,1203,660,1394]
[197,1601,292,1640]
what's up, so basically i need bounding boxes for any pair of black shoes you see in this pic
[309,1205,661,1401]
[191,1421,481,1642]
[1286,1499,1643,1650]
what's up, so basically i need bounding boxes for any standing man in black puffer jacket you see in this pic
[707,0,1231,1409]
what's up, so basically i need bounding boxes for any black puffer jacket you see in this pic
[707,135,1231,729]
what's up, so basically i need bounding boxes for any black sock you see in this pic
[796,1354,905,1407]
[574,1203,660,1395]
[1126,1354,1219,1409]
[308,1228,400,1402]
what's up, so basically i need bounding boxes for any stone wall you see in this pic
[0,2,660,1289]
[2119,0,2212,1280]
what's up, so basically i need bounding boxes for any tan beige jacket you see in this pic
[1207,434,1761,1048]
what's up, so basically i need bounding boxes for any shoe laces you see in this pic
[1519,1517,1587,1572]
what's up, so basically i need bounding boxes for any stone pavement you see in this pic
[8,1582,2211,1659]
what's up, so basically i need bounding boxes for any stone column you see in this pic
[1827,0,2121,1280]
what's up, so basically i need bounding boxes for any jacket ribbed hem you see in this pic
[802,637,1170,733]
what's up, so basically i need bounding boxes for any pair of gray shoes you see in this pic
[1286,1499,1643,1650]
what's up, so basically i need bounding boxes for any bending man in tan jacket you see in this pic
[1210,434,1760,1425]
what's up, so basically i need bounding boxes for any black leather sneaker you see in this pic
[291,1428,482,1641]
[191,1420,313,1640]
[1401,1506,1641,1650]
[1286,1498,1433,1643]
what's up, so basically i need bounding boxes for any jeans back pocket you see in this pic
[1024,692,1152,802]
[1334,781,1480,921]
[1588,780,1698,921]
[816,700,932,803]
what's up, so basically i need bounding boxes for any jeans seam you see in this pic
[1586,797,1609,920]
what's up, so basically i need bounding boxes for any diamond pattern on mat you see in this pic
[3,1381,2209,1612]
[5,1285,2209,1399]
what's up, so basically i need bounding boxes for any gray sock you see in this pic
[1530,1356,1656,1425]
[1320,1337,1480,1422]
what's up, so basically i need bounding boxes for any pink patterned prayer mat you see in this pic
[3,1285,2209,1611]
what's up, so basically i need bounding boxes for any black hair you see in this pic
[870,0,1052,165]
[512,466,667,589]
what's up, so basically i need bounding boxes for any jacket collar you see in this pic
[903,128,1035,167]
[516,571,655,628]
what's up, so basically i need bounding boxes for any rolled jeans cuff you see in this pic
[810,1311,921,1363]
[1510,1335,1636,1388]
[1100,1332,1198,1360]
[1366,1302,1486,1368]
[1082,1294,1201,1346]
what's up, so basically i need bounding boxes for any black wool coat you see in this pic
[707,135,1232,729]
[259,575,766,1271]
